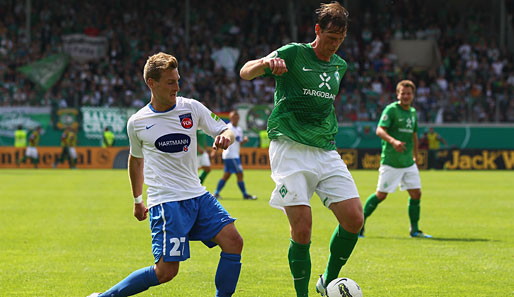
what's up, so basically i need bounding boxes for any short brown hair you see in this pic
[143,52,178,85]
[316,2,349,33]
[396,80,416,94]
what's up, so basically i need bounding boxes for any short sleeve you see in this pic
[263,43,299,77]
[378,106,393,128]
[194,101,228,139]
[127,116,143,158]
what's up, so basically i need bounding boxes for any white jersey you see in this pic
[127,97,228,208]
[222,123,243,159]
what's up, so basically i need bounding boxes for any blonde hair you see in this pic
[396,80,416,94]
[316,1,349,33]
[143,52,178,85]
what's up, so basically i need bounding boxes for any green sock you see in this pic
[288,239,311,297]
[408,198,420,232]
[323,225,359,285]
[363,193,382,218]
[199,170,209,184]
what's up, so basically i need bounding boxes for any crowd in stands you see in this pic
[1,0,513,123]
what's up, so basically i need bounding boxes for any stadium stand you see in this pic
[0,0,513,122]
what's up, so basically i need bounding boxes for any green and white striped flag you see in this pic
[17,54,69,90]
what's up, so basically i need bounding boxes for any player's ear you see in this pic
[315,24,321,35]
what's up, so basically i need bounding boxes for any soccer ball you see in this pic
[326,277,363,297]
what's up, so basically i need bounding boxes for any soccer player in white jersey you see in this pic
[213,110,257,200]
[88,52,243,297]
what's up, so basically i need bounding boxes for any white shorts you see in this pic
[376,164,421,193]
[269,139,359,210]
[198,152,211,168]
[69,147,77,159]
[25,146,38,159]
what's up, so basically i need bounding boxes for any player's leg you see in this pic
[314,152,363,291]
[285,205,312,297]
[322,198,362,284]
[361,165,402,236]
[31,148,39,168]
[53,148,64,167]
[199,152,212,184]
[400,164,430,237]
[97,263,162,297]
[199,166,211,184]
[234,164,257,199]
[211,223,243,297]
[361,191,387,236]
[269,140,317,297]
[69,147,77,168]
[17,148,29,166]
[193,193,241,297]
[214,161,233,197]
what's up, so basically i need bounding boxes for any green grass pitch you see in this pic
[1,169,513,296]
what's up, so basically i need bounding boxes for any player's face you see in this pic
[151,68,180,106]
[230,112,240,125]
[397,86,414,108]
[317,24,346,57]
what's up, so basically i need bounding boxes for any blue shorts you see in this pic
[149,192,236,263]
[223,158,243,174]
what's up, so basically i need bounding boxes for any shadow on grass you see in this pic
[370,236,495,242]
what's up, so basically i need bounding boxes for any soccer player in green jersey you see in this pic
[197,130,212,184]
[360,80,432,239]
[240,2,363,296]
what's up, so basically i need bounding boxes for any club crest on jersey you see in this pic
[179,113,193,129]
[155,133,191,153]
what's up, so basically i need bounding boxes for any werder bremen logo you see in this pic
[319,72,331,90]
[279,185,288,198]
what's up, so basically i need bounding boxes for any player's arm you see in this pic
[413,132,419,163]
[376,126,406,152]
[241,135,249,145]
[212,128,235,151]
[128,154,148,221]
[240,52,288,80]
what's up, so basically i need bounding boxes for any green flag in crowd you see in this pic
[17,54,69,90]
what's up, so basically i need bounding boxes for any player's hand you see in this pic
[212,135,231,151]
[392,139,406,152]
[265,57,288,76]
[134,202,148,221]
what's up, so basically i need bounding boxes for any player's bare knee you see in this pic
[291,227,311,244]
[376,191,387,200]
[154,263,179,283]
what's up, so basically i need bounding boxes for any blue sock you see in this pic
[215,252,242,297]
[237,181,247,196]
[99,266,159,297]
[215,180,226,195]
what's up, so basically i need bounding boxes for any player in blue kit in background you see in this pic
[88,52,243,297]
[213,110,257,200]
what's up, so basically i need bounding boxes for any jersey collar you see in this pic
[148,103,176,113]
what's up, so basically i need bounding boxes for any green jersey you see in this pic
[197,130,207,155]
[264,43,347,150]
[378,102,418,168]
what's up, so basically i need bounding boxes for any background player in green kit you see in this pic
[360,80,432,239]
[240,2,363,296]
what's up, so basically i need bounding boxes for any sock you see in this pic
[323,225,359,285]
[215,180,226,195]
[199,170,209,184]
[99,265,159,297]
[363,193,383,218]
[288,239,311,297]
[215,252,242,297]
[409,198,420,232]
[237,181,247,196]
